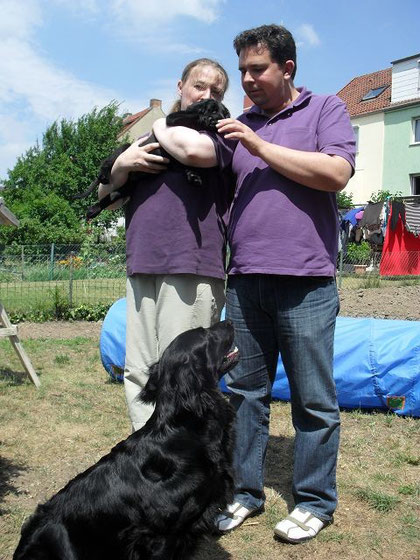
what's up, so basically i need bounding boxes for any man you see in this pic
[215,24,355,544]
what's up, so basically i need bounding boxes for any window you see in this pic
[411,174,420,195]
[352,126,359,152]
[413,118,420,143]
[361,86,387,101]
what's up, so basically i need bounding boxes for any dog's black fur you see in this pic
[74,99,230,220]
[13,320,238,560]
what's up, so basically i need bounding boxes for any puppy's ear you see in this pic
[139,362,160,405]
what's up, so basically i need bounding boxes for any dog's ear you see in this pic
[139,362,160,405]
[174,349,217,417]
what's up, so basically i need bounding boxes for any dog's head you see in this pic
[166,99,230,132]
[140,320,239,416]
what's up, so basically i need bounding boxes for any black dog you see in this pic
[14,320,238,560]
[74,99,230,220]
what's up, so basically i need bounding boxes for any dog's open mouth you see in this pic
[220,346,239,374]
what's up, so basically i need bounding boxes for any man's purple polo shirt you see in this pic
[124,133,235,280]
[226,87,355,277]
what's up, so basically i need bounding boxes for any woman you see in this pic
[99,58,235,431]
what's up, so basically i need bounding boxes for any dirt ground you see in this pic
[15,285,420,340]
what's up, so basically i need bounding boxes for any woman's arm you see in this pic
[152,118,217,168]
[98,137,170,207]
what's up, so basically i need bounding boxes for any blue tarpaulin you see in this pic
[100,298,420,417]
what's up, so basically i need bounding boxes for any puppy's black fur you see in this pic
[14,320,238,560]
[74,99,230,220]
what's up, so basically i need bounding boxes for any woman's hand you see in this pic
[115,135,170,175]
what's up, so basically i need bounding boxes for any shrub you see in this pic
[346,241,371,264]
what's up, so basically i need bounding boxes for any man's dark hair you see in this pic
[233,24,297,79]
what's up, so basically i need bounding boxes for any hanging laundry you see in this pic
[380,203,420,276]
[360,201,383,228]
[360,201,384,245]
[404,201,420,237]
[389,201,405,231]
[342,207,364,226]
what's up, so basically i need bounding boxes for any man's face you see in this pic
[178,65,226,111]
[238,45,294,115]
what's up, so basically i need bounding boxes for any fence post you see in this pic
[338,248,343,289]
[337,231,344,289]
[21,245,25,281]
[49,243,55,281]
[69,251,74,307]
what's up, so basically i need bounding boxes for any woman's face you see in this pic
[177,65,226,110]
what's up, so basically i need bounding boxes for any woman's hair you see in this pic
[233,24,297,80]
[170,58,229,113]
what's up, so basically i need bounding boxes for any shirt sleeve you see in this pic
[317,96,356,172]
[202,132,237,171]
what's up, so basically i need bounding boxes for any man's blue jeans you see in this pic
[225,274,340,521]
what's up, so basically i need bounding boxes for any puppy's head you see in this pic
[141,320,239,416]
[166,99,230,131]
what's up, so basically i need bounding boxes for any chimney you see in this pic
[150,99,162,108]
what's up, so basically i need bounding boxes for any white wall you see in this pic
[391,56,420,103]
[346,112,385,203]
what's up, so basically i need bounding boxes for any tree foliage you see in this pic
[0,102,125,249]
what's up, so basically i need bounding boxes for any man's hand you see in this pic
[216,118,265,157]
[217,118,352,193]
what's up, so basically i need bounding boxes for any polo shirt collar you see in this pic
[244,87,312,121]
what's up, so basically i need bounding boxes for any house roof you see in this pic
[337,68,392,117]
[120,107,152,136]
[119,99,163,136]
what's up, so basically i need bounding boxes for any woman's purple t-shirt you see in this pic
[227,88,356,277]
[124,133,235,280]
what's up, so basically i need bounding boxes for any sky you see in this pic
[0,0,419,181]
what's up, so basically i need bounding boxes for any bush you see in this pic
[8,302,111,323]
[346,241,371,264]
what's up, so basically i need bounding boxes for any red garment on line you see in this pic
[380,205,420,276]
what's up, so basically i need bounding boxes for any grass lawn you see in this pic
[0,278,126,313]
[0,332,419,560]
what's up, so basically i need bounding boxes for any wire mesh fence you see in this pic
[0,244,419,317]
[0,244,126,316]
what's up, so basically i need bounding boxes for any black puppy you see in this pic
[74,99,230,220]
[14,320,239,560]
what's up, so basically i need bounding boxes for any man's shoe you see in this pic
[274,507,330,544]
[215,502,263,532]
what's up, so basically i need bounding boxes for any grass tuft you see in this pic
[355,487,400,512]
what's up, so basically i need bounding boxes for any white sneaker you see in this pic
[215,502,263,532]
[274,507,329,543]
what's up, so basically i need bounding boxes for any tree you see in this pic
[0,102,125,250]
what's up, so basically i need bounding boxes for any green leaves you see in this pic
[0,102,124,247]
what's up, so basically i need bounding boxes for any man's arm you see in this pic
[216,119,352,192]
[152,118,217,168]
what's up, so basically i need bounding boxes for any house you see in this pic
[338,53,420,203]
[119,99,166,142]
